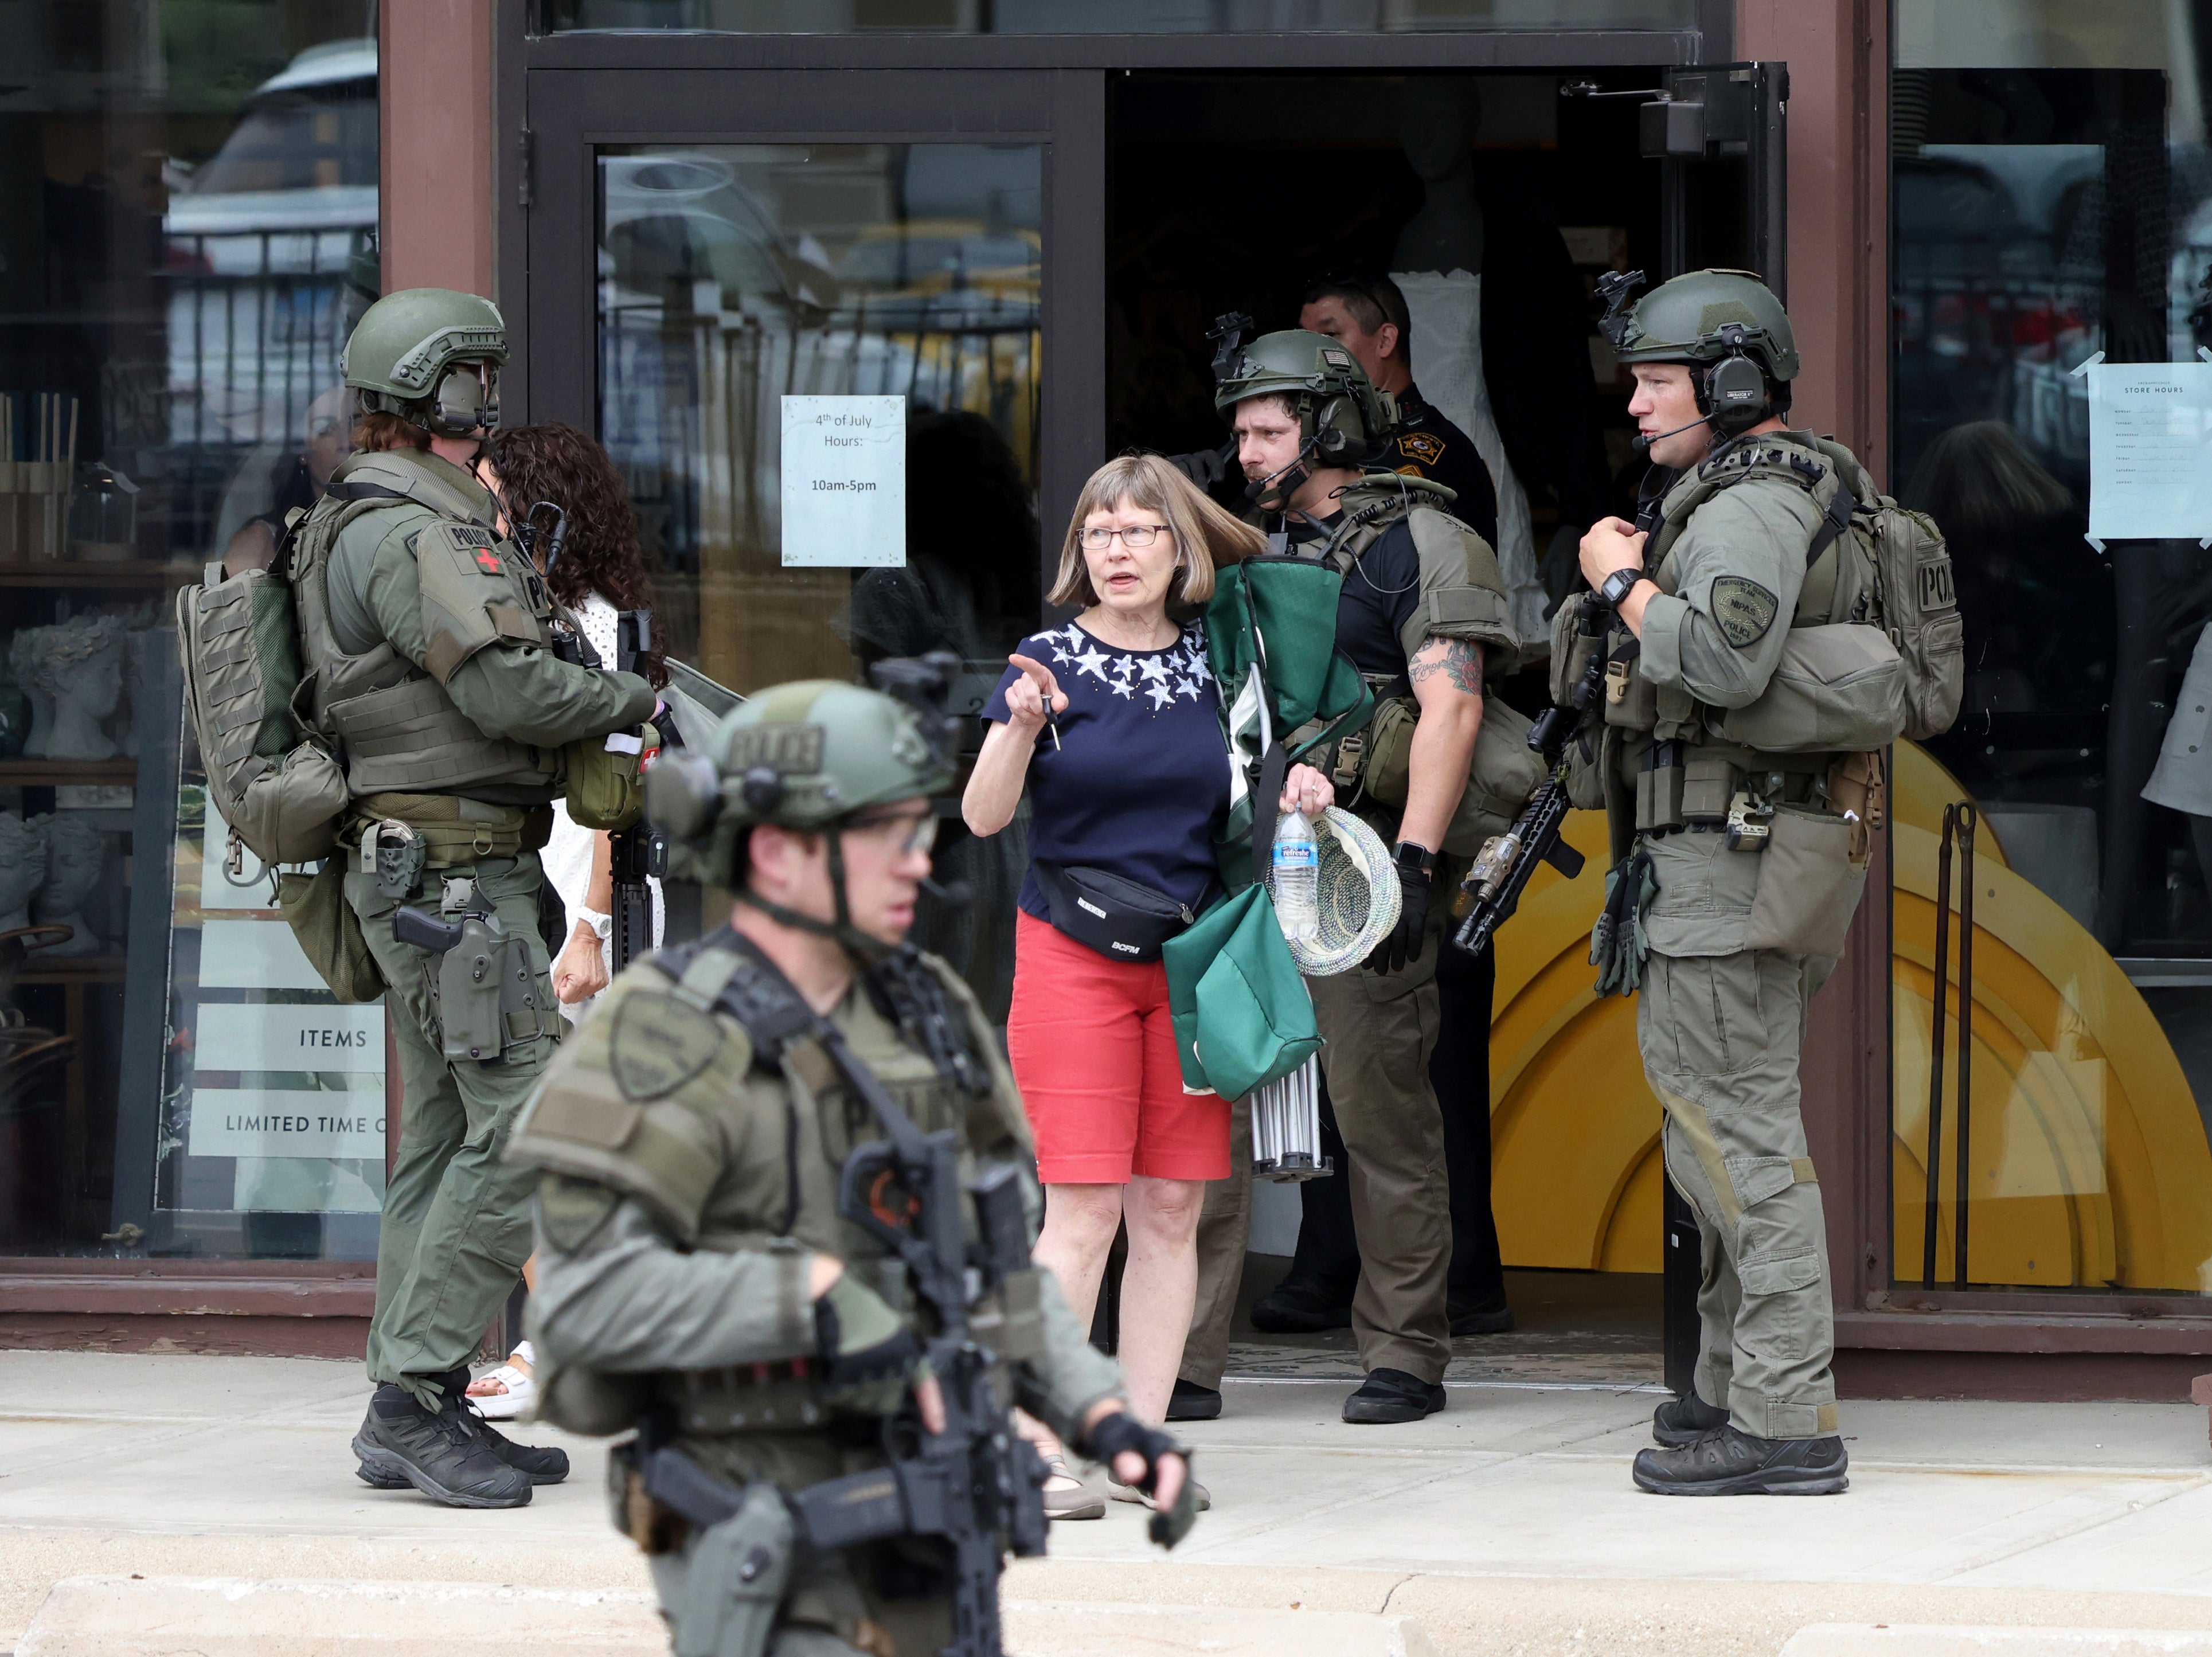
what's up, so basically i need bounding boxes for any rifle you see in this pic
[1449,595,1611,958]
[609,609,662,970]
[629,937,1049,1657]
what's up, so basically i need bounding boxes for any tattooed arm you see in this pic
[1398,636,1485,853]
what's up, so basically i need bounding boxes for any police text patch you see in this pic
[1710,576,1779,648]
[610,991,726,1101]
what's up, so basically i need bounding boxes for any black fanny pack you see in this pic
[1034,861,1196,963]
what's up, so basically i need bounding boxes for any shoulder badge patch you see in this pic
[610,991,728,1101]
[1397,431,1445,467]
[1710,576,1780,648]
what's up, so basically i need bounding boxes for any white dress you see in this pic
[542,591,663,1026]
[1390,268,1549,647]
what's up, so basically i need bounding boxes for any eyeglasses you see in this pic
[1080,523,1173,550]
[846,811,939,857]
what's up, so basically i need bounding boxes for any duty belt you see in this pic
[341,792,554,870]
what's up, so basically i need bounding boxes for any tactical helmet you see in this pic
[647,670,957,892]
[341,287,508,438]
[1604,268,1800,382]
[1213,329,1397,466]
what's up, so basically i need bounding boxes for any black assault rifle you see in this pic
[609,608,660,970]
[1449,596,1610,958]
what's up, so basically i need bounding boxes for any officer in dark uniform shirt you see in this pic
[1300,274,1499,549]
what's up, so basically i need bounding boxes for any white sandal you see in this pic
[1041,1452,1104,1521]
[467,1342,537,1421]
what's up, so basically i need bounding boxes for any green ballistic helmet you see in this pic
[1602,268,1800,382]
[646,661,959,894]
[1213,328,1397,466]
[341,287,508,438]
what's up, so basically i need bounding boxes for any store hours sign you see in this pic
[780,395,906,568]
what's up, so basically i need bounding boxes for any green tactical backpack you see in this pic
[175,518,349,869]
[1201,554,1375,892]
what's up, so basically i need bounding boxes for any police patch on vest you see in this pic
[1710,576,1780,648]
[610,991,726,1101]
[1397,431,1445,467]
[725,722,824,776]
[441,524,495,551]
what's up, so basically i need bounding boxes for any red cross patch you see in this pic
[475,549,503,575]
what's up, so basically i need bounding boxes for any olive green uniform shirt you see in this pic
[510,941,1124,1490]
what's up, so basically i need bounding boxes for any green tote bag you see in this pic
[1162,883,1323,1102]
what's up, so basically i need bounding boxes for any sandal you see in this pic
[1041,1452,1104,1521]
[1109,1476,1210,1513]
[465,1342,537,1422]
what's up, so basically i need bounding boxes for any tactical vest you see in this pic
[510,935,1039,1441]
[1601,432,1947,842]
[292,449,572,809]
[1295,479,1538,857]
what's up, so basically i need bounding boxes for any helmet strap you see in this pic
[732,823,892,967]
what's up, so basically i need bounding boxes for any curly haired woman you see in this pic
[466,421,663,1420]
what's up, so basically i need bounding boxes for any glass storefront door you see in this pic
[525,71,1068,1017]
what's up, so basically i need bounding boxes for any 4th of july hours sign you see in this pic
[781,395,906,568]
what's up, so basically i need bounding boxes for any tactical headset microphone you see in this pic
[1632,413,1713,455]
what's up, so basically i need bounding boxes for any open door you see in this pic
[1646,60,1791,1397]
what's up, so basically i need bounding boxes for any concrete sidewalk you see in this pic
[6,1351,2212,1654]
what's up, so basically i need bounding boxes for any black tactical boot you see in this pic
[1448,1298,1515,1336]
[428,1365,570,1484]
[1342,1367,1446,1424]
[1166,1379,1221,1422]
[1632,1424,1849,1496]
[1650,1390,1730,1448]
[351,1384,531,1508]
[1249,1277,1354,1334]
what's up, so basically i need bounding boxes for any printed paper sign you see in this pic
[780,395,906,568]
[189,1089,386,1160]
[2088,362,2212,541]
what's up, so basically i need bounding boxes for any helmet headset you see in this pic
[1599,269,1792,455]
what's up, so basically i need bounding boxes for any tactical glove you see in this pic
[1087,1411,1197,1548]
[1364,845,1435,975]
[1166,443,1230,493]
[814,1270,921,1415]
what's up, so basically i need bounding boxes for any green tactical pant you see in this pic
[1303,897,1452,1385]
[351,851,558,1410]
[1179,1092,1250,1390]
[1637,935,1841,1441]
[648,1529,949,1657]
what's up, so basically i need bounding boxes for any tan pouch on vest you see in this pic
[564,722,658,832]
[278,860,386,1005]
[1362,696,1546,857]
[1744,806,1868,960]
[1713,624,1908,754]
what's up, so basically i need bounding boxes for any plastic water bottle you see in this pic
[1272,811,1320,944]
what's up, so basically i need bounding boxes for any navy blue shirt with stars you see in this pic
[983,618,1230,924]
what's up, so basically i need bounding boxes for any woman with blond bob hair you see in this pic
[966,455,1334,1517]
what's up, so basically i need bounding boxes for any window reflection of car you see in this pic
[162,39,378,278]
[835,221,1040,331]
[162,39,377,452]
[600,154,837,318]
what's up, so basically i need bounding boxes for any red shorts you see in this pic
[1005,910,1229,1185]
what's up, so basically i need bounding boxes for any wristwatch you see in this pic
[1597,566,1648,609]
[1394,841,1437,877]
[575,905,613,943]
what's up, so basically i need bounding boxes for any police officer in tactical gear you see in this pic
[1192,330,1519,1425]
[1576,269,1866,1495]
[509,675,1191,1656]
[306,288,658,1507]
